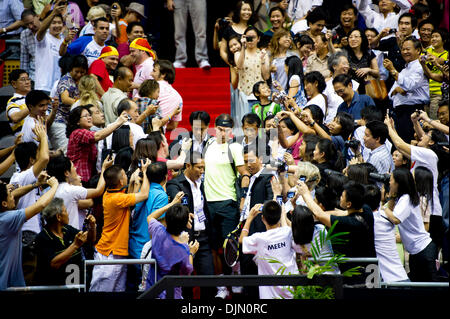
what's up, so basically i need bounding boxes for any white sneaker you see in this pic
[173,61,185,68]
[231,286,243,294]
[215,286,229,299]
[199,60,211,70]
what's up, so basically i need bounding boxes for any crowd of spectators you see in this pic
[0,0,448,299]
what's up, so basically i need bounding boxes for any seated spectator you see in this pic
[6,69,31,135]
[34,197,96,285]
[90,160,151,292]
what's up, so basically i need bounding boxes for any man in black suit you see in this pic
[166,151,215,298]
[239,143,276,297]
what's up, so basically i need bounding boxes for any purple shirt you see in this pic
[146,219,193,299]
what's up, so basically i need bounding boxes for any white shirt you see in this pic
[34,31,63,92]
[10,167,40,233]
[186,177,206,231]
[287,0,323,21]
[354,125,393,161]
[374,209,409,282]
[55,182,88,230]
[241,168,264,221]
[243,226,301,299]
[411,146,442,217]
[389,59,430,107]
[355,0,412,33]
[305,94,327,117]
[393,194,432,255]
[20,116,38,145]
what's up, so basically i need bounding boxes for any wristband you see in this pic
[242,228,249,233]
[241,187,249,198]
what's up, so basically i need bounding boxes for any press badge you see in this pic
[196,209,206,223]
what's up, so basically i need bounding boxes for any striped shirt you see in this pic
[20,29,36,81]
[366,144,394,174]
[0,0,24,35]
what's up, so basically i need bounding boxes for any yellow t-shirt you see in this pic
[6,95,27,133]
[425,47,448,95]
[96,189,136,256]
[204,139,244,202]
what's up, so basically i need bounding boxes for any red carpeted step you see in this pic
[166,67,231,142]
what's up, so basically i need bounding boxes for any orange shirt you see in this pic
[117,19,129,45]
[95,188,136,256]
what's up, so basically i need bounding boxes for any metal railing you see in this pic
[138,274,345,299]
[83,258,157,292]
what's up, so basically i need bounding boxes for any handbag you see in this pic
[365,76,388,100]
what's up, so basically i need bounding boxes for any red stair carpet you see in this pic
[166,67,231,143]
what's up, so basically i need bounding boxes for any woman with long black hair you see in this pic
[384,168,439,282]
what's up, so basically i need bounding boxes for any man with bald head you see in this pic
[101,67,135,125]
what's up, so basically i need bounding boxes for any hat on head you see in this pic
[99,46,119,59]
[126,2,147,19]
[130,38,156,60]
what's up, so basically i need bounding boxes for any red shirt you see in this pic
[89,59,113,94]
[67,128,98,182]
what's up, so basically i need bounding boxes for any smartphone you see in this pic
[182,195,189,206]
[287,191,295,199]
[299,175,306,183]
[276,195,283,206]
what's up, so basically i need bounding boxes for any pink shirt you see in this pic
[132,57,154,98]
[157,80,183,123]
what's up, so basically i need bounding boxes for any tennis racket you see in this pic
[223,221,244,267]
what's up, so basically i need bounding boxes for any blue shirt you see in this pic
[337,91,375,120]
[128,183,168,259]
[0,209,26,290]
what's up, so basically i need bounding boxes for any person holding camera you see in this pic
[235,26,271,110]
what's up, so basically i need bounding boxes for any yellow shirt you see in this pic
[6,94,27,133]
[425,47,448,95]
[96,189,136,256]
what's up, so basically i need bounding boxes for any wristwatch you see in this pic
[309,121,315,127]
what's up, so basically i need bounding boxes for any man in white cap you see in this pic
[166,0,210,70]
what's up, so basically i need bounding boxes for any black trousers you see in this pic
[409,241,439,282]
[393,104,424,143]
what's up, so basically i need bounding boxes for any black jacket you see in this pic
[166,172,211,240]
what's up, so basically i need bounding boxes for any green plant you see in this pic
[266,221,361,299]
